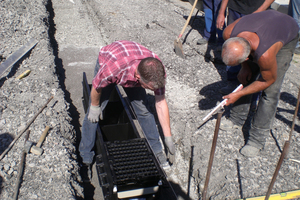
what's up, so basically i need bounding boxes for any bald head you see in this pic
[221,37,251,66]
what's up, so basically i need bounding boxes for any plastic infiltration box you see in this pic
[89,85,165,200]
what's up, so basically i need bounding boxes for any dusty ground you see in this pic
[0,0,300,199]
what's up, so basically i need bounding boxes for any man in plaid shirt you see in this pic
[79,41,175,181]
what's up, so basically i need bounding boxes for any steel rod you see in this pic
[265,141,290,200]
[12,130,30,200]
[289,87,300,141]
[0,96,53,161]
[202,110,223,200]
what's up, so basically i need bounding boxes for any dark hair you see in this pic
[137,57,166,89]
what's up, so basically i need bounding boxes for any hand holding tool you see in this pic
[198,84,243,129]
[88,105,102,122]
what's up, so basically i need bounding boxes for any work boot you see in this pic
[220,118,241,131]
[219,82,240,95]
[239,144,260,157]
[156,151,170,169]
[81,163,92,183]
[197,37,208,45]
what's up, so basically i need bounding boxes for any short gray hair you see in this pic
[222,37,251,66]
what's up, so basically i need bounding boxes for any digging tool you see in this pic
[202,110,224,200]
[0,96,53,161]
[198,84,243,129]
[174,0,198,58]
[12,130,30,200]
[30,126,50,155]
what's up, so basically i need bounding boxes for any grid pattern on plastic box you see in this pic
[105,139,161,185]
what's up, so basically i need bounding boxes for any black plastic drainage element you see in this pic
[105,138,162,186]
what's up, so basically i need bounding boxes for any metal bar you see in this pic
[202,110,224,200]
[265,141,290,200]
[12,130,30,200]
[0,96,53,161]
[0,38,38,77]
[289,87,300,141]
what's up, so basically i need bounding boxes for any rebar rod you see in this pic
[202,110,223,200]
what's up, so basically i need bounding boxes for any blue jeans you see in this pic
[229,35,298,149]
[203,0,224,44]
[288,0,300,48]
[79,60,163,164]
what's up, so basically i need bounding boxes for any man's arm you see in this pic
[88,86,103,122]
[224,43,281,105]
[155,94,171,137]
[216,0,229,30]
[253,0,275,13]
[90,86,102,106]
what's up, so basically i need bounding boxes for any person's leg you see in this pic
[79,59,114,164]
[288,0,300,54]
[221,61,260,129]
[124,87,163,154]
[198,0,213,44]
[124,87,169,167]
[242,35,298,156]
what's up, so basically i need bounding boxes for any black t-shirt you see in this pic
[228,0,266,15]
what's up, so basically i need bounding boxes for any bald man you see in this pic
[219,10,299,157]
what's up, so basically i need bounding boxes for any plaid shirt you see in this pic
[92,40,165,95]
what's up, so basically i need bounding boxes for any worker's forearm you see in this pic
[90,86,102,106]
[218,0,229,16]
[238,79,273,97]
[155,98,172,137]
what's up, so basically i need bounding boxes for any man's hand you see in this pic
[223,91,242,106]
[164,136,175,164]
[88,105,102,123]
[216,14,225,30]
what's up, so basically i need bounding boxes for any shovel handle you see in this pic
[177,0,199,40]
[36,126,50,148]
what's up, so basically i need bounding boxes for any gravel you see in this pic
[0,0,82,199]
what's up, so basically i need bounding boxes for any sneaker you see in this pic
[239,144,260,157]
[197,37,208,45]
[156,151,170,169]
[81,163,92,183]
[219,82,240,95]
[220,118,241,131]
